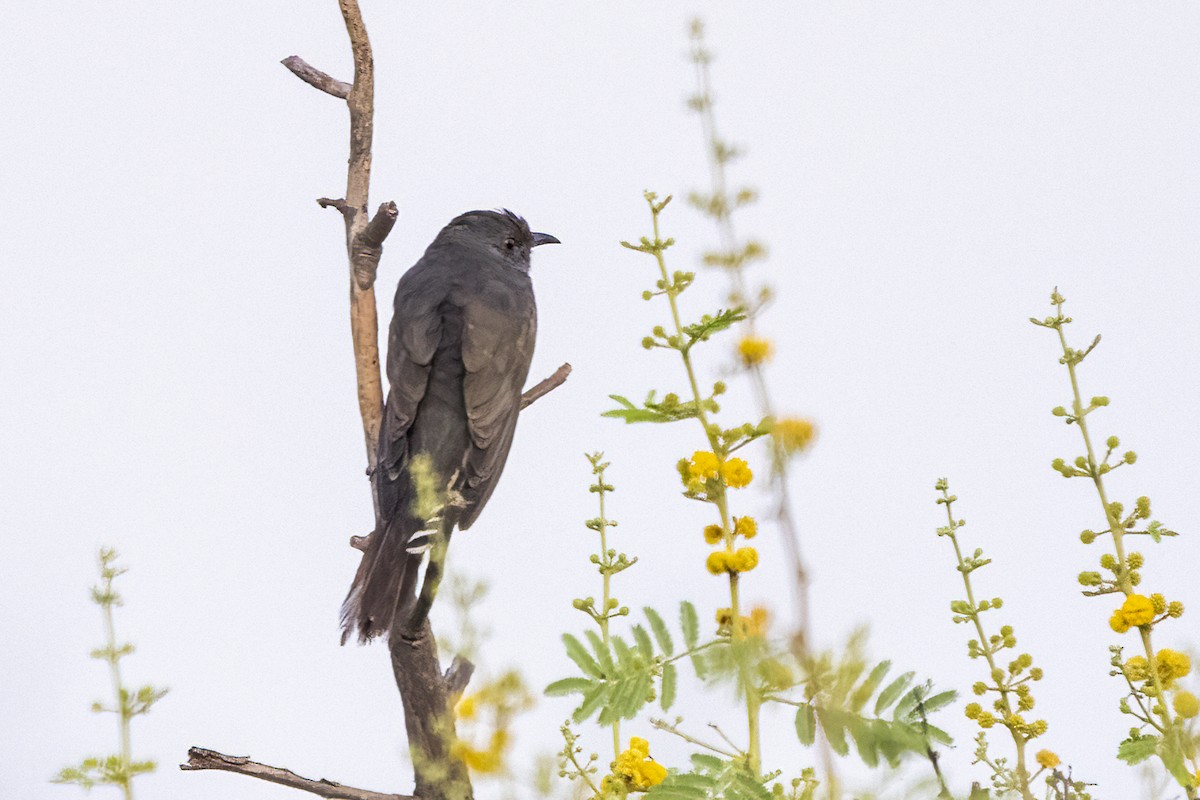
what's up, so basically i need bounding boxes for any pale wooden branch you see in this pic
[281,55,352,99]
[182,748,410,800]
[520,362,573,409]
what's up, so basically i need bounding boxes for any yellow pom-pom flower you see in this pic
[731,547,759,572]
[703,524,724,545]
[1035,749,1060,769]
[737,336,773,365]
[1156,649,1191,687]
[1109,594,1155,633]
[706,551,730,575]
[772,417,816,454]
[455,694,478,720]
[721,458,753,488]
[734,516,758,539]
[1173,691,1200,719]
[691,450,715,482]
[609,737,668,790]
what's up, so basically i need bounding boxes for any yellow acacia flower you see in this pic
[455,694,478,720]
[703,524,724,545]
[608,737,667,790]
[689,451,720,478]
[452,730,508,774]
[706,551,730,575]
[706,547,759,575]
[1173,691,1200,719]
[745,607,769,637]
[1124,655,1149,681]
[737,336,773,365]
[731,547,759,572]
[1035,749,1061,769]
[734,516,757,539]
[721,458,753,488]
[772,417,816,454]
[1157,649,1191,687]
[1109,593,1155,633]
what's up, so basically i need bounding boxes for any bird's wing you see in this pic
[457,287,537,528]
[380,267,446,483]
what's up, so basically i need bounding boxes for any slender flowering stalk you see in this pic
[686,19,816,652]
[54,548,166,798]
[621,192,764,773]
[577,453,634,761]
[935,481,1056,800]
[1033,290,1196,795]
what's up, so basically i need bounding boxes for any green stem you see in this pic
[1054,318,1197,796]
[690,22,813,656]
[596,476,621,761]
[649,203,760,773]
[941,496,1034,800]
[100,572,133,800]
[1054,327,1177,727]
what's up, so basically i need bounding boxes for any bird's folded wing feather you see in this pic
[458,295,537,525]
[380,269,445,481]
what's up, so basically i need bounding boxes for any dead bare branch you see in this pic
[281,55,352,99]
[181,748,410,800]
[520,362,573,409]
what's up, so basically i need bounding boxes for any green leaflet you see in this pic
[874,671,915,716]
[661,663,678,711]
[644,606,675,656]
[794,704,816,746]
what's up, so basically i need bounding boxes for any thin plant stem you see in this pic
[940,496,1034,800]
[647,201,762,774]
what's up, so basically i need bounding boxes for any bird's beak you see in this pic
[531,232,561,247]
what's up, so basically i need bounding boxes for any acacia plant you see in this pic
[54,548,166,799]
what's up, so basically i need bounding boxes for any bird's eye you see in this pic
[504,238,517,250]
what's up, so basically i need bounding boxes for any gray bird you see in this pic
[342,209,559,643]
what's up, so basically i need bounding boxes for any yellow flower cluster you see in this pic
[964,703,1047,738]
[734,516,757,538]
[706,548,758,575]
[716,606,769,637]
[737,336,773,366]
[1035,749,1061,769]
[451,730,509,774]
[705,516,757,544]
[680,452,754,493]
[1124,649,1192,689]
[604,737,667,791]
[1109,593,1156,633]
[772,417,816,455]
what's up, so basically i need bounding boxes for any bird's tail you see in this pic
[340,510,424,644]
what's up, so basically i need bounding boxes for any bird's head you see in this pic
[442,209,559,272]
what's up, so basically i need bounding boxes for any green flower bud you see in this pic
[1052,406,1067,417]
[1124,451,1138,464]
[1135,496,1150,518]
[1099,554,1117,570]
[1080,529,1096,544]
[1106,435,1120,449]
[1126,552,1144,569]
[1091,396,1110,407]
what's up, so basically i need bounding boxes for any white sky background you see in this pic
[3,2,1199,799]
